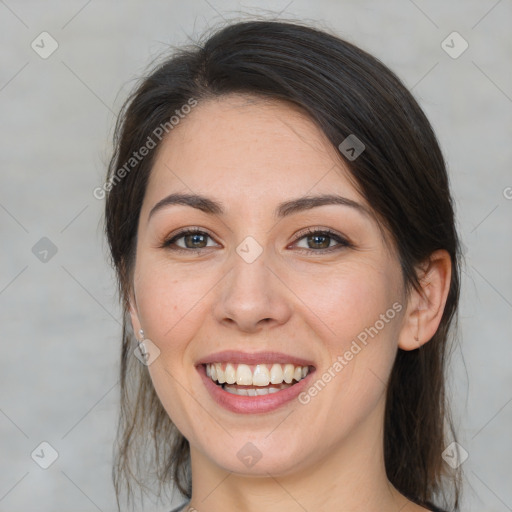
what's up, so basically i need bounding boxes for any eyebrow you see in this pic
[147,192,371,222]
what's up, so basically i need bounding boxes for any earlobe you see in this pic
[398,249,452,351]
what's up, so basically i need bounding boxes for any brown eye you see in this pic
[305,233,332,249]
[181,232,209,249]
[163,228,218,252]
[292,228,351,253]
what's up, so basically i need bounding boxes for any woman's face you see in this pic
[129,94,410,477]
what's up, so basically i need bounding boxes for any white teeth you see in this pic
[252,365,270,386]
[283,364,295,384]
[226,386,247,396]
[206,362,311,387]
[225,363,236,384]
[236,364,253,386]
[224,384,290,396]
[270,363,284,384]
[215,363,225,384]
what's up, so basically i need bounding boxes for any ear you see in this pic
[398,249,452,351]
[128,288,143,339]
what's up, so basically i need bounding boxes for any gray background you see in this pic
[1,1,511,511]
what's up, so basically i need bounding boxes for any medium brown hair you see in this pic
[104,19,462,511]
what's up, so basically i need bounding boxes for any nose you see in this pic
[213,246,293,333]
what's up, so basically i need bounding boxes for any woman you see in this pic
[105,20,462,512]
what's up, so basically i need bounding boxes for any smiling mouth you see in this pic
[204,362,312,396]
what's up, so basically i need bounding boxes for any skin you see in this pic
[128,94,452,512]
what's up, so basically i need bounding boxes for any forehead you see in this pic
[145,94,367,213]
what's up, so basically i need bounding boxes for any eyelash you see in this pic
[161,226,352,254]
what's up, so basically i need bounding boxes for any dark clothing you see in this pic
[170,501,448,512]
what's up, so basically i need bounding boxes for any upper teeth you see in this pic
[205,363,310,386]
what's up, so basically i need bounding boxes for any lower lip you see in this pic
[197,364,315,414]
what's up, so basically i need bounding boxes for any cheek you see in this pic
[133,258,218,354]
[291,260,403,413]
[287,259,401,347]
[131,259,217,428]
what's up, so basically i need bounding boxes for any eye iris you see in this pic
[308,234,330,249]
[185,233,207,248]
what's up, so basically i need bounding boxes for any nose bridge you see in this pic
[213,236,291,331]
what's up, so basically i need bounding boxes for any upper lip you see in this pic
[196,350,316,368]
